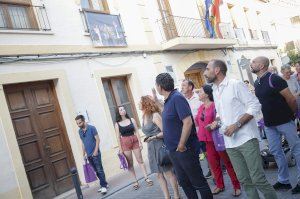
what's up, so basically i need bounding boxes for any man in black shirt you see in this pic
[251,56,300,194]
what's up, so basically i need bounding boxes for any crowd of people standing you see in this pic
[75,57,300,199]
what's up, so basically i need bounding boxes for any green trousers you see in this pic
[226,138,278,199]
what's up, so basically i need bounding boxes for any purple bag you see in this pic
[118,152,128,170]
[83,159,97,183]
[212,129,226,151]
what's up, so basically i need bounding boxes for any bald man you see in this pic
[251,56,300,194]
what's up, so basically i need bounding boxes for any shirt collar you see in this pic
[80,124,89,134]
[164,89,177,103]
[259,71,270,80]
[257,71,270,84]
[212,76,229,90]
[186,92,198,101]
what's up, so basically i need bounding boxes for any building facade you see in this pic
[0,0,282,198]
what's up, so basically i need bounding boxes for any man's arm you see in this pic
[173,95,195,152]
[82,142,86,157]
[93,135,100,156]
[225,81,261,136]
[280,88,297,113]
[272,75,297,113]
[177,116,193,152]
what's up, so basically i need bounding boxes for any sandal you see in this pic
[232,189,241,197]
[133,181,139,190]
[212,187,225,195]
[145,178,153,186]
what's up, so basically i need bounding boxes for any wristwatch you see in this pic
[235,121,242,129]
[217,120,222,128]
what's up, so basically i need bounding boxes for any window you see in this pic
[0,0,50,31]
[102,77,139,126]
[81,0,109,13]
[0,3,36,30]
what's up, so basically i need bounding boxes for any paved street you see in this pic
[61,160,300,199]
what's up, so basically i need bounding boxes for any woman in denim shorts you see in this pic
[114,106,153,190]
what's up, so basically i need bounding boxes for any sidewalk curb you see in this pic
[102,174,155,199]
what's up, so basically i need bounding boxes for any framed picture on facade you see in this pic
[84,12,127,47]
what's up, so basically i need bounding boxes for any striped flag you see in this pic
[205,0,215,38]
[211,0,223,38]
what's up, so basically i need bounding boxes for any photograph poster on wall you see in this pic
[85,12,127,47]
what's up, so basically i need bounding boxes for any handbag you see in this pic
[117,152,129,170]
[211,108,226,151]
[158,144,172,167]
[212,128,226,151]
[83,159,97,183]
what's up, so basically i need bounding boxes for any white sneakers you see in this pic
[97,186,108,194]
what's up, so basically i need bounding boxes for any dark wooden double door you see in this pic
[4,81,75,199]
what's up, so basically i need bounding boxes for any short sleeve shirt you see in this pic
[162,90,198,151]
[254,72,294,126]
[79,124,98,156]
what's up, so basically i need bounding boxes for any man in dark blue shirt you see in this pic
[251,56,300,194]
[76,115,108,194]
[155,73,212,199]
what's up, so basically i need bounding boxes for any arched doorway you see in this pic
[184,61,207,89]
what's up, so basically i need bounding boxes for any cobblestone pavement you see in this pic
[105,165,299,199]
[63,159,300,199]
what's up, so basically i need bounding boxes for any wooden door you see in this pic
[4,81,75,199]
[102,77,139,125]
[185,70,205,89]
[157,0,177,40]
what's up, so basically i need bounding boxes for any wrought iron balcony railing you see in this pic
[157,15,235,42]
[0,4,51,31]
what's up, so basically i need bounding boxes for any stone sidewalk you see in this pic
[59,160,300,199]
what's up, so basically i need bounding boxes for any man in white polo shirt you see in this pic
[204,59,277,199]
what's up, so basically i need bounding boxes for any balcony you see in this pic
[157,15,236,50]
[261,30,271,45]
[234,28,248,45]
[0,5,51,31]
[80,10,127,47]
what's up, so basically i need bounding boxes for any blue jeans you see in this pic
[169,147,213,199]
[265,121,300,184]
[88,152,108,187]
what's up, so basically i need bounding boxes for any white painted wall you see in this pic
[0,120,19,198]
[0,0,149,46]
[0,54,160,150]
[0,0,284,47]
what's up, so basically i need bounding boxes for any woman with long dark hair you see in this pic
[195,85,241,196]
[139,95,180,199]
[114,106,153,190]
